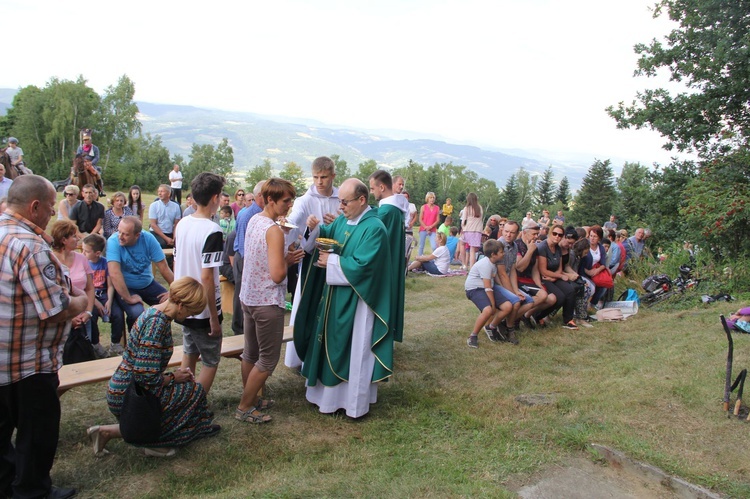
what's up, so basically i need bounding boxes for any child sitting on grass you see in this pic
[408,232,451,275]
[82,233,117,357]
[447,226,461,265]
[464,239,512,348]
[727,307,750,332]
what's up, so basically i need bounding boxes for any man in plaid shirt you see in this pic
[0,175,88,499]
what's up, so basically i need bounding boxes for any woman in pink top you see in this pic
[230,189,245,218]
[51,220,100,355]
[418,191,440,256]
[236,178,304,424]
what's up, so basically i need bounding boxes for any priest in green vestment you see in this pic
[368,169,407,342]
[294,178,393,418]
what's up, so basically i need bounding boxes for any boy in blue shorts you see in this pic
[465,239,513,348]
[82,234,118,357]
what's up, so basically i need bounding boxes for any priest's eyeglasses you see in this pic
[339,196,363,207]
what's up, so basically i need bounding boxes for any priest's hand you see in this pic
[317,251,330,268]
[307,215,320,230]
[323,212,337,225]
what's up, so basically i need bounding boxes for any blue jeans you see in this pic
[111,279,168,339]
[418,230,437,256]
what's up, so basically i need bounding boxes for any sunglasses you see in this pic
[237,193,245,196]
[340,196,362,207]
[551,231,564,237]
[65,192,77,196]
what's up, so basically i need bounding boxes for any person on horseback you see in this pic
[76,130,105,197]
[6,138,23,170]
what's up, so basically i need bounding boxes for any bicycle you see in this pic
[641,265,699,307]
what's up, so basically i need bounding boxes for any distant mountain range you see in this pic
[0,89,594,188]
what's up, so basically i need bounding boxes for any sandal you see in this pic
[87,425,110,457]
[255,398,275,411]
[235,407,272,424]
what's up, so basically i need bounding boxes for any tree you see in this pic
[245,158,273,189]
[646,159,697,246]
[114,134,171,191]
[330,154,351,181]
[606,0,750,156]
[536,166,555,208]
[355,159,378,183]
[515,168,537,214]
[185,138,235,188]
[681,153,749,257]
[556,176,571,209]
[95,75,141,168]
[571,159,617,226]
[497,174,520,217]
[615,162,651,229]
[279,161,307,194]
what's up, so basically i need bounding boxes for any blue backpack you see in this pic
[617,288,641,304]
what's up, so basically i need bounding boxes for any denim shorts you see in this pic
[182,325,222,368]
[466,287,509,311]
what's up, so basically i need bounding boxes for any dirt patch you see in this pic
[513,445,720,499]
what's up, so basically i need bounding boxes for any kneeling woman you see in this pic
[87,277,220,457]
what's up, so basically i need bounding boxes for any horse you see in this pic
[0,147,32,180]
[71,153,101,199]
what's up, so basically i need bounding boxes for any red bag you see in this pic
[591,264,614,289]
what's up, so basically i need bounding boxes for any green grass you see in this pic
[51,257,750,497]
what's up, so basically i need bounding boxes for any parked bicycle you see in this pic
[641,265,699,307]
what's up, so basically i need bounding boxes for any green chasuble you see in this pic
[375,203,406,342]
[294,209,394,386]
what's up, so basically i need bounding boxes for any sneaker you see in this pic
[562,320,579,330]
[505,327,519,345]
[467,335,478,348]
[143,447,177,457]
[109,343,124,356]
[92,343,108,359]
[484,325,499,343]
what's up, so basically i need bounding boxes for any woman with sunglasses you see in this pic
[58,185,81,220]
[231,190,245,218]
[535,224,578,330]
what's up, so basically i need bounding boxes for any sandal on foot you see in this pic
[87,425,110,457]
[255,398,275,411]
[235,407,272,424]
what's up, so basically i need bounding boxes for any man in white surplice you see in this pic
[283,156,340,368]
[294,178,393,418]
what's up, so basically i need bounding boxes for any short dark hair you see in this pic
[483,239,503,256]
[83,233,106,253]
[220,205,233,216]
[369,169,393,190]
[190,173,226,206]
[261,178,296,204]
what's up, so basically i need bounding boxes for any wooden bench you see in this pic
[220,276,234,316]
[57,325,294,395]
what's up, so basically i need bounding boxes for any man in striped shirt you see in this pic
[0,175,88,498]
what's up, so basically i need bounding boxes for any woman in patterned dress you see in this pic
[102,191,133,239]
[86,277,220,457]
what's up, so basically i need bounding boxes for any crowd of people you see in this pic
[0,140,663,496]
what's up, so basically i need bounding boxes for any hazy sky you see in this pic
[6,0,682,165]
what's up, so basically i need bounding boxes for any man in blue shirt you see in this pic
[108,216,174,343]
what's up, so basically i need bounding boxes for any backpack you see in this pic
[617,288,641,304]
[62,326,97,365]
